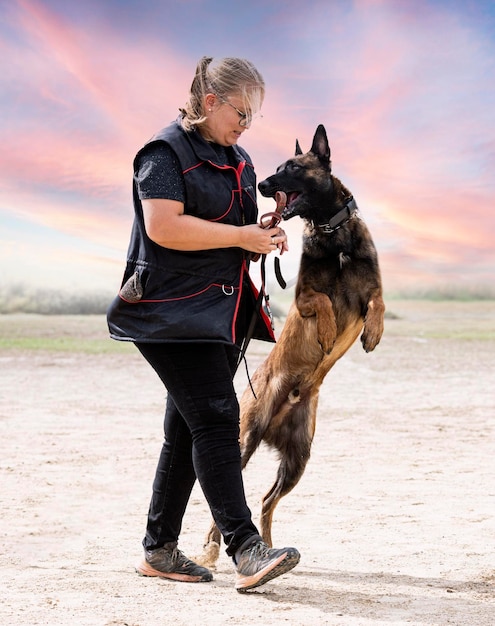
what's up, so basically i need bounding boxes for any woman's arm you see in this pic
[142,198,287,255]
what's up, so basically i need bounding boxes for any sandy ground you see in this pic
[0,300,494,626]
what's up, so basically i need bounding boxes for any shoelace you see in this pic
[245,542,269,560]
[170,548,187,565]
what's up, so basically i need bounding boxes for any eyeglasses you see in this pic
[221,99,262,127]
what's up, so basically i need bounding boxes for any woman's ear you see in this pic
[205,93,217,111]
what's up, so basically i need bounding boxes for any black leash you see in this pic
[274,256,287,289]
[234,253,270,393]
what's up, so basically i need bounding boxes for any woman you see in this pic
[107,57,300,592]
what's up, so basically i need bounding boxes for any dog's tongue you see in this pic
[275,191,287,213]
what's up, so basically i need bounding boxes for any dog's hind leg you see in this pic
[259,398,316,546]
[260,450,311,547]
[198,520,222,569]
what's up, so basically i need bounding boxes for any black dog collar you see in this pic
[312,196,359,234]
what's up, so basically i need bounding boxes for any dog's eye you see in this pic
[288,162,301,172]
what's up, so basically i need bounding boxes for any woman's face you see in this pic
[199,93,259,146]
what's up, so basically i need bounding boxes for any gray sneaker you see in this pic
[136,542,213,583]
[234,540,300,592]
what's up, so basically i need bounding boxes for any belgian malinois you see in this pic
[201,124,385,566]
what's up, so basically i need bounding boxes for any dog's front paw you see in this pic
[361,297,385,352]
[361,327,382,352]
[360,318,384,352]
[318,332,335,354]
[317,321,337,354]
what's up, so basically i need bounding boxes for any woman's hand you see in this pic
[274,227,289,255]
[238,224,289,255]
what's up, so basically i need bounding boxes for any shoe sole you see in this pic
[235,549,300,592]
[135,559,213,583]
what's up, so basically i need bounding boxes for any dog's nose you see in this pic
[258,179,270,196]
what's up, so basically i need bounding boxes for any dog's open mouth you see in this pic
[286,191,300,205]
[280,191,300,219]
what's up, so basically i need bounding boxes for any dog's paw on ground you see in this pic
[194,541,220,570]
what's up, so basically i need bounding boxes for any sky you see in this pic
[1,0,494,297]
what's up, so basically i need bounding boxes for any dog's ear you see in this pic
[311,124,331,166]
[295,139,302,156]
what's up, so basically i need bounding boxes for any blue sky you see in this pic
[1,0,494,295]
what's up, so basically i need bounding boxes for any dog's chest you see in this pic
[300,248,352,291]
[302,230,351,266]
[338,252,351,268]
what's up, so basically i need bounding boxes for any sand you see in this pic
[0,300,494,625]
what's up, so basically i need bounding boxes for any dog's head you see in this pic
[258,124,334,222]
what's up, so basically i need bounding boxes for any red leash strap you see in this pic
[259,211,282,229]
[264,191,288,289]
[259,190,287,229]
[252,191,287,261]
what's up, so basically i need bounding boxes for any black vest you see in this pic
[107,119,274,345]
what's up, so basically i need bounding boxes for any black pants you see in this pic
[135,341,261,557]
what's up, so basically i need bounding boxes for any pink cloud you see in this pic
[1,0,493,293]
[6,0,197,164]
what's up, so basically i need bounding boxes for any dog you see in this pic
[200,124,385,566]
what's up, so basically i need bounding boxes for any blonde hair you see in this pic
[180,56,265,131]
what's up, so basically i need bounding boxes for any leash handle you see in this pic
[261,190,287,229]
[259,211,282,229]
[252,191,287,262]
